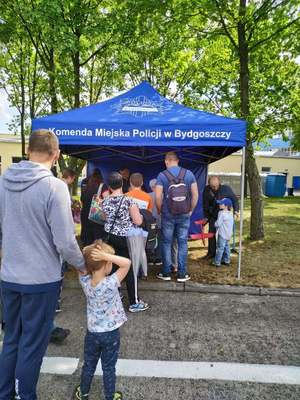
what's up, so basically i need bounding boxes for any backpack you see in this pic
[139,209,158,251]
[163,168,190,215]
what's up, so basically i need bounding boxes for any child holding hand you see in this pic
[213,198,234,267]
[75,240,130,400]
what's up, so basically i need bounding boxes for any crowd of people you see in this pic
[0,129,239,400]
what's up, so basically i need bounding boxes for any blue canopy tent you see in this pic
[32,81,247,277]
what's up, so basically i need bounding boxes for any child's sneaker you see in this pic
[113,392,123,400]
[74,385,89,400]
[211,261,221,268]
[221,261,231,266]
[129,301,149,313]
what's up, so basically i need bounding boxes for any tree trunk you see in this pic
[69,30,84,195]
[20,40,26,158]
[20,99,26,158]
[246,143,264,239]
[69,158,86,196]
[58,153,67,172]
[49,48,58,114]
[30,50,38,120]
[73,50,81,109]
[238,0,264,239]
[73,25,81,109]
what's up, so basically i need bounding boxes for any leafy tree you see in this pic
[120,0,299,239]
[0,17,48,156]
[168,0,300,240]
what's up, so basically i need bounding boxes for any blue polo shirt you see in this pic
[156,166,196,216]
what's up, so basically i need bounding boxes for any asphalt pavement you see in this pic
[34,287,300,400]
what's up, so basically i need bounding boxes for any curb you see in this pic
[64,279,300,298]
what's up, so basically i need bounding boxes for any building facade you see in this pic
[0,134,26,174]
[208,152,300,188]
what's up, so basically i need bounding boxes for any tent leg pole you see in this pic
[237,147,246,280]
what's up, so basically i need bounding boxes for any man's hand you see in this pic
[234,211,240,219]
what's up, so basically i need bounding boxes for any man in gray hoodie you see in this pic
[0,129,86,400]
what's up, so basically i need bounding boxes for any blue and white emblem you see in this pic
[113,95,169,117]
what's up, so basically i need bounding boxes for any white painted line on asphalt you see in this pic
[41,357,79,375]
[40,357,300,385]
[96,359,300,385]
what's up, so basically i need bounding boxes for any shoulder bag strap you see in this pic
[178,168,187,181]
[96,183,104,197]
[163,170,176,183]
[108,195,125,234]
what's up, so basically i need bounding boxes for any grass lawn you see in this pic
[185,197,300,288]
[73,197,300,288]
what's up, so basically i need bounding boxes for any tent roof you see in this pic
[32,81,246,164]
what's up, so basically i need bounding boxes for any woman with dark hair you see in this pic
[102,172,149,313]
[80,168,109,246]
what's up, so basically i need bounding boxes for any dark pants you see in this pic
[93,224,106,242]
[107,234,136,305]
[80,329,120,400]
[81,210,106,246]
[208,218,217,257]
[0,284,60,400]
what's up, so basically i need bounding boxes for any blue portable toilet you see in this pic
[293,176,300,190]
[265,173,287,197]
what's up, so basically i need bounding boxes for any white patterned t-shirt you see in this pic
[80,273,127,333]
[102,195,135,236]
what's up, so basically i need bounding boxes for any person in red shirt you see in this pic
[127,173,153,211]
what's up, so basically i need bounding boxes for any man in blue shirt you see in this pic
[155,152,199,282]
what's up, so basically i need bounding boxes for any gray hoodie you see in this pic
[0,161,85,289]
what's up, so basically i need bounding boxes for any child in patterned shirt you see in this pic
[75,240,130,400]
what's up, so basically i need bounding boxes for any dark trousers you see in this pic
[0,284,60,400]
[80,329,120,400]
[107,234,136,305]
[208,218,217,257]
[81,210,106,246]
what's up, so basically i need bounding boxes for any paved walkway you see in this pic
[1,288,300,399]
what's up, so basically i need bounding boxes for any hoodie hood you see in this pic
[2,160,53,192]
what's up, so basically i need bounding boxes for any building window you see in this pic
[261,166,271,172]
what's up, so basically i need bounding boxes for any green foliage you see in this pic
[0,0,299,230]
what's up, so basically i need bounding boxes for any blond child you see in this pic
[75,240,130,400]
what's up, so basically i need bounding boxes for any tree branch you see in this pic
[214,0,238,50]
[247,0,292,41]
[80,37,112,67]
[250,17,300,51]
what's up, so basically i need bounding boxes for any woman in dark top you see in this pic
[80,169,109,246]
